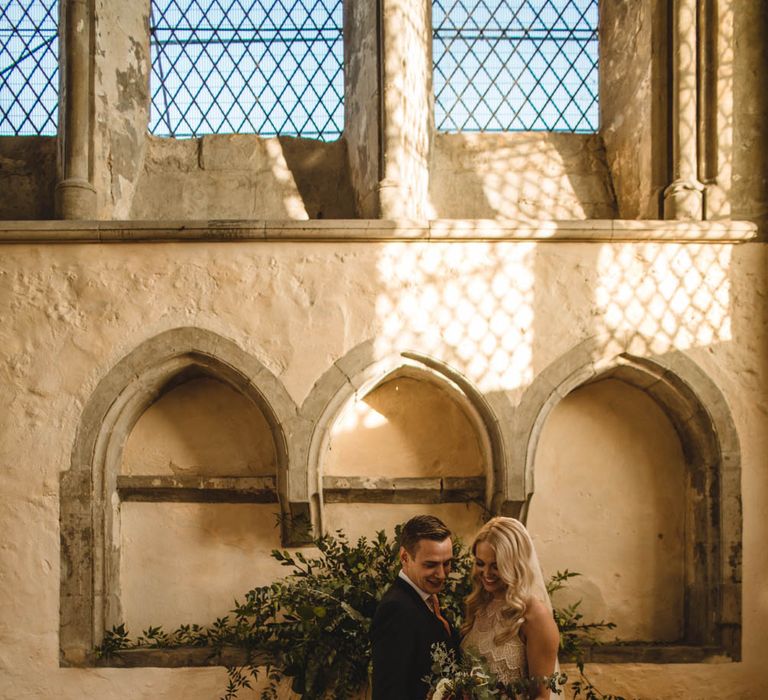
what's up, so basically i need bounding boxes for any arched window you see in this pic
[432,0,598,132]
[0,0,58,135]
[149,0,344,139]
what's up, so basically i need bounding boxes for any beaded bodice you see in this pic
[461,597,527,685]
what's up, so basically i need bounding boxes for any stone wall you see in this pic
[600,0,660,218]
[429,132,616,219]
[3,1,765,230]
[0,1,766,698]
[129,135,356,220]
[0,221,764,698]
[0,137,57,219]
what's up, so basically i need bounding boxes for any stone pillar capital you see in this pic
[663,177,705,221]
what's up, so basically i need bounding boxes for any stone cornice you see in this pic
[0,219,758,243]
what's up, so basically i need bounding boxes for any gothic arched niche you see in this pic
[304,350,504,541]
[121,371,277,478]
[118,367,284,633]
[60,327,296,666]
[324,370,486,479]
[528,378,686,642]
[517,346,741,662]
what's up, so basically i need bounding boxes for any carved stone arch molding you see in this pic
[60,327,298,666]
[514,337,741,661]
[298,339,516,533]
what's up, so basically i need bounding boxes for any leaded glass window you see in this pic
[150,0,344,140]
[0,0,59,136]
[433,0,599,132]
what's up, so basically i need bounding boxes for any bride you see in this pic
[461,517,560,699]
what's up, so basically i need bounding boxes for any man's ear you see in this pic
[399,545,408,566]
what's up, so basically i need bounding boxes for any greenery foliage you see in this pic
[98,527,623,700]
[424,642,567,699]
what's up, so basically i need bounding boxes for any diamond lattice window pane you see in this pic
[433,0,598,133]
[0,0,59,136]
[150,0,344,140]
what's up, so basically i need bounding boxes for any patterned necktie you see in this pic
[428,594,451,635]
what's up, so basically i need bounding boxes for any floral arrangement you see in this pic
[424,642,567,700]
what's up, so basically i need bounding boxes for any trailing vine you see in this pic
[97,528,623,699]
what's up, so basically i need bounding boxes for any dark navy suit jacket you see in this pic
[371,577,459,700]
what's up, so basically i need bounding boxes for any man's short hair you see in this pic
[400,514,451,555]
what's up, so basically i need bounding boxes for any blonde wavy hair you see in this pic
[461,517,539,644]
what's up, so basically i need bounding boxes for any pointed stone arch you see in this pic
[514,338,741,660]
[298,340,515,532]
[60,327,297,665]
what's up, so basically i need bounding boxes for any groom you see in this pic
[371,514,458,700]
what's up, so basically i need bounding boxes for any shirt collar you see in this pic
[398,569,432,603]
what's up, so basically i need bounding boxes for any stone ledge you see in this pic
[91,642,735,668]
[322,475,485,503]
[116,475,278,503]
[584,643,734,664]
[93,645,264,668]
[0,218,758,243]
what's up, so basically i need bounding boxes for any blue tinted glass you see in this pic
[433,0,598,132]
[0,0,59,136]
[150,0,344,140]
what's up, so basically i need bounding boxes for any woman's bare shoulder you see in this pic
[523,596,551,623]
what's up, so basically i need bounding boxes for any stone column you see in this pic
[378,0,432,219]
[731,0,768,237]
[344,0,381,217]
[663,0,705,220]
[55,0,97,219]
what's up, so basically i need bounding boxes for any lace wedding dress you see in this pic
[461,597,527,685]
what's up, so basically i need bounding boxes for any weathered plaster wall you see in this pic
[0,137,56,219]
[344,0,380,217]
[0,231,764,698]
[429,133,616,219]
[92,0,151,219]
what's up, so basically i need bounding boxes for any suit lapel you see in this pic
[393,577,452,639]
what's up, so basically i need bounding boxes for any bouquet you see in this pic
[424,643,567,700]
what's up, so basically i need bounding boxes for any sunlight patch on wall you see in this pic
[375,241,535,392]
[595,243,732,355]
[324,375,485,477]
[264,138,309,218]
[333,398,389,432]
[430,133,615,219]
